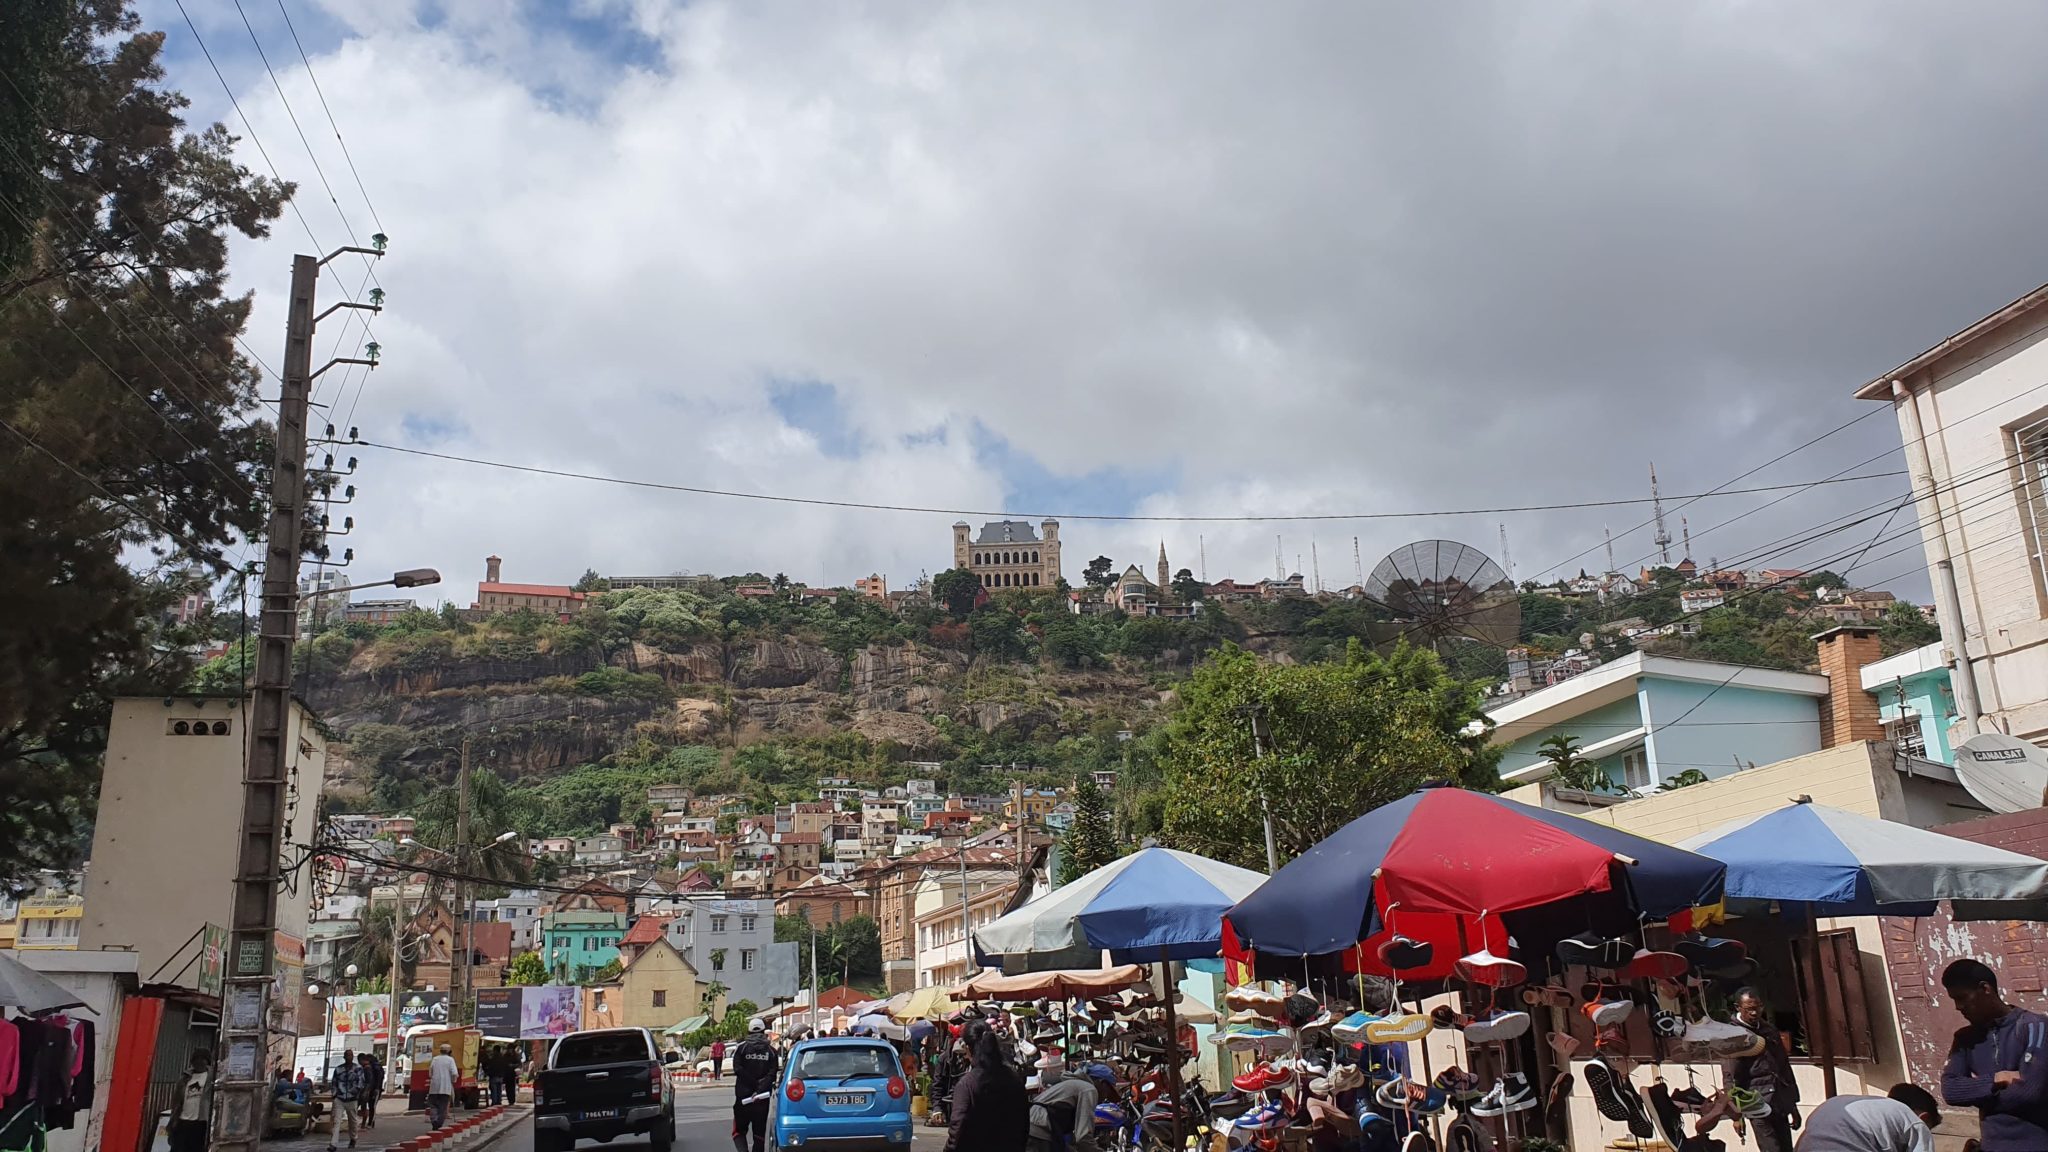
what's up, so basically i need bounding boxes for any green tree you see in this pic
[931,568,981,616]
[1159,641,1499,867]
[506,951,547,986]
[1657,769,1710,792]
[1879,600,1940,653]
[1083,556,1116,590]
[1537,734,1612,794]
[587,958,623,986]
[409,767,538,886]
[1801,571,1848,594]
[1170,568,1204,604]
[968,607,1030,663]
[1057,777,1117,884]
[1,0,291,884]
[573,568,608,593]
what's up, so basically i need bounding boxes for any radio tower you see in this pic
[1681,517,1693,564]
[1275,535,1284,582]
[1650,462,1674,565]
[1311,541,1321,594]
[1353,537,1364,589]
[1199,535,1207,582]
[1498,523,1515,583]
[1604,525,1617,576]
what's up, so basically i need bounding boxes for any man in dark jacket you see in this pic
[1732,988,1803,1152]
[1940,958,2048,1152]
[731,1019,780,1152]
[944,1021,1028,1152]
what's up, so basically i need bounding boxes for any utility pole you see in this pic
[215,242,382,1152]
[1250,709,1278,874]
[454,736,472,1026]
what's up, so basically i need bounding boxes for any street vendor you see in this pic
[1939,958,2048,1152]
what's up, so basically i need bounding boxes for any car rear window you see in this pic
[553,1031,648,1068]
[792,1045,897,1081]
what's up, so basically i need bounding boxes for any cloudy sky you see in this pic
[144,0,2048,605]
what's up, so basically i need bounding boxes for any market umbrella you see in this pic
[0,952,85,1014]
[1224,787,1726,967]
[889,985,957,1022]
[974,847,1267,972]
[1680,798,2048,1098]
[954,964,1150,1002]
[1677,799,2048,918]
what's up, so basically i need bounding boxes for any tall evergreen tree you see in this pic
[1058,777,1117,884]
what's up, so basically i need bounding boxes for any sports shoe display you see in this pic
[1582,996,1634,1028]
[1670,1086,1711,1113]
[1452,948,1528,988]
[1461,1010,1530,1044]
[1433,1067,1482,1101]
[1555,931,1634,970]
[1620,949,1690,981]
[1673,935,1746,970]
[1469,1073,1536,1116]
[1329,1064,1366,1094]
[1584,1060,1653,1138]
[1364,1013,1434,1044]
[1546,1031,1580,1062]
[1378,935,1435,972]
[1646,1080,1689,1149]
[1331,1011,1382,1043]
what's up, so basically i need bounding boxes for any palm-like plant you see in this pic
[408,767,536,887]
[1538,734,1614,794]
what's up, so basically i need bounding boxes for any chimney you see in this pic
[485,555,502,583]
[1813,626,1884,747]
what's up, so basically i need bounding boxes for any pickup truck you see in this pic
[534,1027,675,1152]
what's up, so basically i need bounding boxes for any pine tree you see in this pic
[1059,778,1118,883]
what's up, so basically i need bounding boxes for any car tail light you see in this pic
[786,1080,806,1103]
[648,1070,662,1100]
[886,1077,906,1099]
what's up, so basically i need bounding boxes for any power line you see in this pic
[346,438,1903,523]
[0,413,234,568]
[270,0,384,233]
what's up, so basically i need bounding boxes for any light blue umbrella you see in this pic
[974,847,1266,972]
[1678,799,2048,918]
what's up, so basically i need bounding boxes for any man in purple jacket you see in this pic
[1940,958,2048,1151]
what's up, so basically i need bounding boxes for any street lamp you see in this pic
[309,963,361,1084]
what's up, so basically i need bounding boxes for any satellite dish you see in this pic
[1954,731,2048,814]
[1361,540,1521,673]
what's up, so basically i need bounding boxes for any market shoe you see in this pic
[1225,985,1283,1013]
[1298,1008,1337,1035]
[1234,1062,1280,1092]
[1694,1090,1739,1135]
[1646,1080,1689,1150]
[1453,948,1528,988]
[1470,1073,1537,1117]
[1582,995,1634,1028]
[1547,1031,1581,1062]
[1434,1067,1482,1101]
[1430,1006,1471,1032]
[1462,1010,1530,1045]
[1332,1011,1382,1043]
[1651,1008,1686,1038]
[1621,949,1691,981]
[1379,936,1435,972]
[1329,1064,1366,1094]
[1546,1072,1576,1130]
[1229,1008,1282,1028]
[1583,1059,1634,1125]
[1731,1086,1770,1119]
[1556,931,1634,971]
[1523,984,1574,1008]
[1364,1012,1434,1044]
[1706,958,1759,985]
[1673,935,1746,971]
[1670,1086,1711,1113]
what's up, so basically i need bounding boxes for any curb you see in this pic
[408,1105,527,1152]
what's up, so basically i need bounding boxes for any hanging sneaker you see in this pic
[1582,996,1634,1028]
[1670,1086,1711,1113]
[1462,1010,1530,1044]
[1646,1080,1690,1149]
[1331,1011,1382,1044]
[1433,1067,1482,1101]
[1555,931,1634,970]
[1470,1073,1536,1116]
[1673,935,1746,971]
[1621,949,1691,981]
[1378,936,1435,972]
[1583,1059,1633,1125]
[1453,948,1528,988]
[1546,1031,1581,1063]
[1364,1013,1434,1044]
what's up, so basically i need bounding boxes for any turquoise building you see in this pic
[541,910,626,983]
[1860,640,1958,764]
[1489,653,1832,791]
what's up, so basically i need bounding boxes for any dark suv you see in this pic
[534,1027,675,1152]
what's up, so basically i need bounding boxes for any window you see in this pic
[1886,714,1928,758]
[1621,749,1651,791]
[741,949,756,971]
[652,990,666,1008]
[832,902,843,923]
[710,915,728,933]
[740,915,757,933]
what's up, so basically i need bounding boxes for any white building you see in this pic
[470,890,543,951]
[573,834,627,865]
[663,897,796,1007]
[1859,282,2048,742]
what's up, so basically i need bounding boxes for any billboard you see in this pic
[395,990,448,1032]
[330,994,391,1042]
[519,986,581,1040]
[475,988,520,1039]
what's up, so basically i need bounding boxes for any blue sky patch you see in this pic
[401,412,466,445]
[768,379,865,460]
[970,422,1176,519]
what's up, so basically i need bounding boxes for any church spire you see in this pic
[1157,541,1169,593]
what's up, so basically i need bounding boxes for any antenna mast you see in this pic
[1604,525,1616,576]
[1311,541,1321,594]
[1650,462,1673,565]
[1199,535,1207,582]
[1681,517,1692,564]
[1275,536,1284,582]
[1353,537,1364,589]
[1498,523,1515,583]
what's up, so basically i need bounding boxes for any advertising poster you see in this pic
[396,990,449,1031]
[331,994,391,1041]
[197,925,227,998]
[475,988,520,1039]
[519,986,581,1040]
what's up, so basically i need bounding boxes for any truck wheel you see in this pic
[647,1116,673,1152]
[535,1129,568,1152]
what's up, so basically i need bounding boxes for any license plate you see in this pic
[578,1109,617,1120]
[822,1093,867,1106]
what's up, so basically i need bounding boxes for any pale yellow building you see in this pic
[81,696,326,988]
[15,895,83,950]
[587,937,710,1032]
[952,519,1062,590]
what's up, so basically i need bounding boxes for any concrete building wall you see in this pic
[1640,679,1823,783]
[82,697,326,983]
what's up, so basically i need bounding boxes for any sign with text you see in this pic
[396,990,448,1032]
[519,986,581,1040]
[331,994,391,1041]
[198,925,227,998]
[474,988,519,1038]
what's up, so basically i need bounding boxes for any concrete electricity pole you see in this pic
[215,241,383,1152]
[453,736,472,1024]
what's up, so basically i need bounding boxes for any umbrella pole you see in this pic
[1159,946,1185,1149]
[1805,908,1839,1098]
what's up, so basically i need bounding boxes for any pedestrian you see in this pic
[482,1047,503,1107]
[427,1043,460,1130]
[327,1050,363,1150]
[357,1049,382,1129]
[710,1038,726,1080]
[731,1020,779,1152]
[1730,988,1803,1152]
[1027,1055,1097,1152]
[943,1019,1029,1152]
[1940,958,2048,1152]
[1797,1083,1941,1152]
[170,1049,211,1152]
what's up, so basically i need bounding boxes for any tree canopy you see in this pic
[1159,640,1500,867]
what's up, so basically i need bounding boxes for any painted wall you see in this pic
[1641,679,1823,784]
[1496,695,1644,780]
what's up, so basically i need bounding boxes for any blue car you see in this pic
[771,1036,913,1151]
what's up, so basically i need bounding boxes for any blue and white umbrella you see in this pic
[1678,799,2048,919]
[975,847,1267,972]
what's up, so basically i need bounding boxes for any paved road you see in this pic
[487,1091,949,1151]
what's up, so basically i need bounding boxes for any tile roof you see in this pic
[973,520,1042,545]
[622,914,673,946]
[478,581,584,599]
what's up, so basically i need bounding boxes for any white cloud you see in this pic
[189,0,2048,603]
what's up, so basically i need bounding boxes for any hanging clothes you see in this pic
[64,1022,92,1115]
[0,1019,18,1100]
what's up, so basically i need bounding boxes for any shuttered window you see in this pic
[2013,417,2048,609]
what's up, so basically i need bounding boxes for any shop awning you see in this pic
[662,1014,710,1035]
